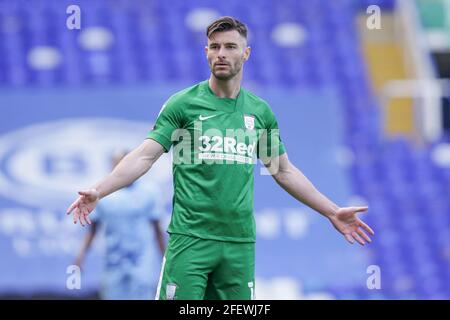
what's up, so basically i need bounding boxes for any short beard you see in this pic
[210,63,242,81]
[212,71,236,81]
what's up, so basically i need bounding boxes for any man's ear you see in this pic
[244,46,251,61]
[204,46,208,58]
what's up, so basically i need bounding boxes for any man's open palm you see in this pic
[66,189,100,226]
[329,206,374,245]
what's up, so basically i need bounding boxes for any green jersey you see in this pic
[147,80,285,242]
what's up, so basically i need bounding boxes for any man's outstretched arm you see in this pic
[94,138,165,199]
[66,138,165,226]
[262,152,374,245]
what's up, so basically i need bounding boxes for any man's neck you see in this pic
[208,73,242,99]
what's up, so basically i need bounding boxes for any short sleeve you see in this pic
[147,96,184,152]
[257,105,286,159]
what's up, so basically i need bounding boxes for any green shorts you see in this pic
[155,233,255,300]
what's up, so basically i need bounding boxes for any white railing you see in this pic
[381,79,450,142]
[381,0,443,143]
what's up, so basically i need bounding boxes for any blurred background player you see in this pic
[74,150,166,300]
[1,0,450,300]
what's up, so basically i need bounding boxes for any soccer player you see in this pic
[73,151,166,300]
[67,16,374,300]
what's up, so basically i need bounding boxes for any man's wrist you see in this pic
[326,205,340,219]
[89,186,102,199]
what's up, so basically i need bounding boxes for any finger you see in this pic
[81,208,90,226]
[66,198,80,215]
[359,220,375,235]
[73,208,80,224]
[85,214,92,225]
[78,190,92,196]
[79,208,87,227]
[357,228,371,243]
[78,189,96,199]
[344,233,355,244]
[353,206,369,214]
[79,215,85,227]
[352,231,365,245]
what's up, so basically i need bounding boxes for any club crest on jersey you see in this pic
[244,114,255,130]
[166,283,177,300]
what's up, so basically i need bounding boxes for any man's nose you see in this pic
[218,46,227,58]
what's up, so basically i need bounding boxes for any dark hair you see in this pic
[206,16,248,40]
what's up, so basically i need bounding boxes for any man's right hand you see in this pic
[66,189,100,226]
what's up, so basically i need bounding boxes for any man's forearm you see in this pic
[94,144,159,199]
[273,164,339,218]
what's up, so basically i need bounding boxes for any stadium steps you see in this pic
[357,13,414,136]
